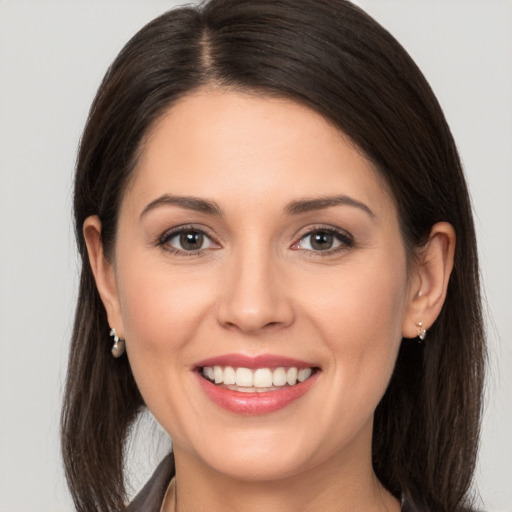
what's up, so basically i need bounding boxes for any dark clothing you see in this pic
[125,452,474,512]
[127,453,175,512]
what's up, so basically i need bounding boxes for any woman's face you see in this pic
[105,90,417,481]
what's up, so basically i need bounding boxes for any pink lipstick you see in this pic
[194,353,319,415]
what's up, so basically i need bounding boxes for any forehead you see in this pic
[125,89,395,218]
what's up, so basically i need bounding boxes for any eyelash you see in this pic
[157,224,218,256]
[156,224,354,257]
[292,225,354,255]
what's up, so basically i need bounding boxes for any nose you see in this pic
[216,247,295,334]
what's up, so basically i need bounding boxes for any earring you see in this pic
[109,328,126,358]
[416,321,427,341]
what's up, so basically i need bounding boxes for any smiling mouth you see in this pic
[200,365,317,393]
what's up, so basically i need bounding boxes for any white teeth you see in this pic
[286,367,298,386]
[204,366,214,381]
[235,367,253,387]
[202,365,314,388]
[223,366,236,385]
[237,386,257,393]
[297,368,312,382]
[253,368,273,388]
[214,366,223,384]
[272,367,287,386]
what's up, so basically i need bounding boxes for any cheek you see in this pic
[114,255,216,403]
[118,261,210,346]
[302,255,407,337]
[301,254,408,402]
[115,263,220,443]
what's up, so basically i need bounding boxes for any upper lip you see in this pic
[194,353,317,370]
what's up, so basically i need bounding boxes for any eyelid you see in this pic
[291,224,354,253]
[157,224,221,254]
[155,223,353,256]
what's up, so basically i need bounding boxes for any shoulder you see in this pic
[126,453,175,512]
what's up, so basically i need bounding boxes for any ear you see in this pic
[83,215,125,338]
[402,222,456,339]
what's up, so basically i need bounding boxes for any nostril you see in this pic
[215,260,296,332]
[217,299,295,333]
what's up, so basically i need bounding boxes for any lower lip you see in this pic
[195,371,318,415]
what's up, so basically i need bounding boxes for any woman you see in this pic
[61,1,485,511]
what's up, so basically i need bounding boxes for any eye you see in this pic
[159,227,217,254]
[293,228,353,253]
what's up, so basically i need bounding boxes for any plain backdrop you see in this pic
[0,1,511,511]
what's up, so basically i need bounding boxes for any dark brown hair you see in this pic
[62,1,485,511]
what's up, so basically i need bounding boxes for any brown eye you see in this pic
[180,231,204,251]
[162,228,215,253]
[310,231,335,250]
[294,228,353,253]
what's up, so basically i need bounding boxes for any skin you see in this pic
[85,90,455,512]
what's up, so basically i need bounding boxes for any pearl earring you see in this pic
[416,321,427,341]
[110,328,126,358]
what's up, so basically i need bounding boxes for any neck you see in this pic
[167,435,400,512]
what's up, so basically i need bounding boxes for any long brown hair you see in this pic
[62,1,485,510]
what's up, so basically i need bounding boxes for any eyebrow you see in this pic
[140,194,223,218]
[285,195,375,218]
[140,193,374,219]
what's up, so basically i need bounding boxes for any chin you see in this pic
[177,422,338,484]
[204,448,313,483]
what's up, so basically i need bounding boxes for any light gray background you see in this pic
[0,1,510,511]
